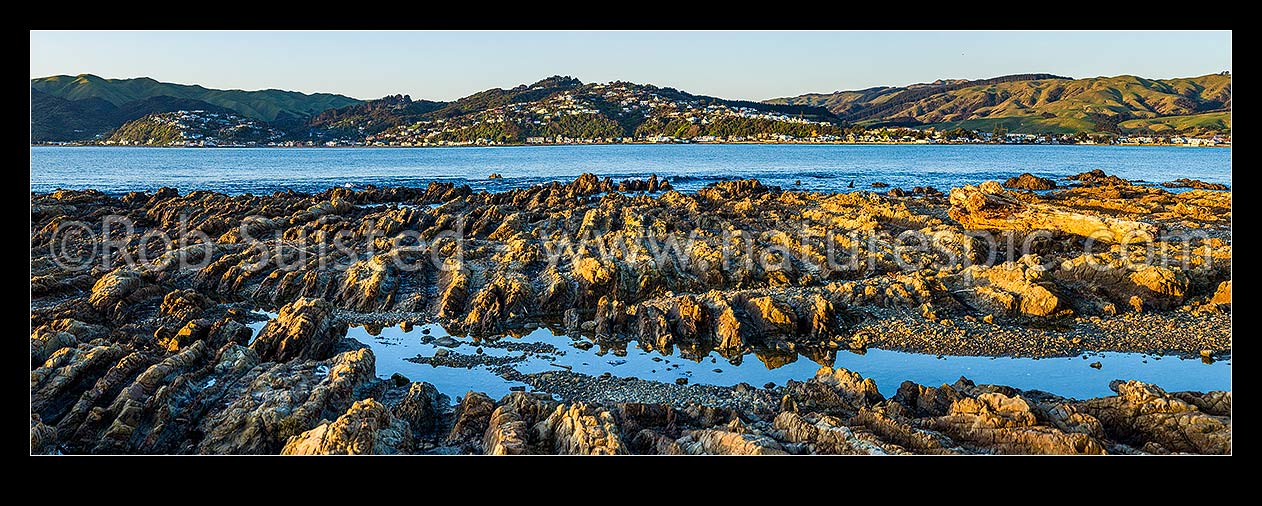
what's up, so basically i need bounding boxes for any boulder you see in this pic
[249,298,346,362]
[948,182,1157,243]
[1003,173,1057,191]
[281,399,413,455]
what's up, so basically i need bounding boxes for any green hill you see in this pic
[1117,111,1231,136]
[33,72,1232,144]
[768,73,1231,135]
[31,88,239,142]
[32,74,361,121]
[312,76,842,145]
[106,111,285,146]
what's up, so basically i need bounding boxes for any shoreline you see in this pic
[30,172,1232,454]
[31,141,1232,149]
[327,305,1230,362]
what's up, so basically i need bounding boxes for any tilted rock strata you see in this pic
[31,326,1230,454]
[28,173,1231,454]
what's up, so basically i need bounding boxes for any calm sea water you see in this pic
[30,144,1231,195]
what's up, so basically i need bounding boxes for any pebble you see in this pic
[675,378,689,385]
[521,371,779,414]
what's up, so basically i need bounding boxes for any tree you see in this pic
[991,125,1009,142]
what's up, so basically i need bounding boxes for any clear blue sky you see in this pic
[30,31,1231,101]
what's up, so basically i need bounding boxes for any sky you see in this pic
[30,31,1232,102]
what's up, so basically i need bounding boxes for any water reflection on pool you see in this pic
[246,313,1230,401]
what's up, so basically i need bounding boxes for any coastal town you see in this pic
[56,106,1232,148]
[36,74,1230,149]
[99,110,286,147]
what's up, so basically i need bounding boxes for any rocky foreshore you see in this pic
[30,172,1231,454]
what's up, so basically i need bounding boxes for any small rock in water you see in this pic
[488,173,503,179]
[764,382,777,389]
[434,349,450,358]
[1089,361,1103,369]
[563,309,580,331]
[599,372,612,379]
[400,321,413,332]
[607,359,627,366]
[476,347,484,355]
[509,385,526,391]
[421,328,431,335]
[390,373,410,387]
[871,182,889,188]
[712,368,723,373]
[651,356,663,362]
[1003,173,1057,191]
[434,336,460,348]
[675,377,689,385]
[573,341,594,350]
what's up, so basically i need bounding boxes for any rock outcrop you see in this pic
[1210,280,1231,309]
[28,174,1231,455]
[955,255,1062,317]
[1162,178,1228,191]
[949,182,1158,243]
[1078,380,1230,454]
[281,399,413,455]
[1003,173,1057,191]
[250,298,347,362]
